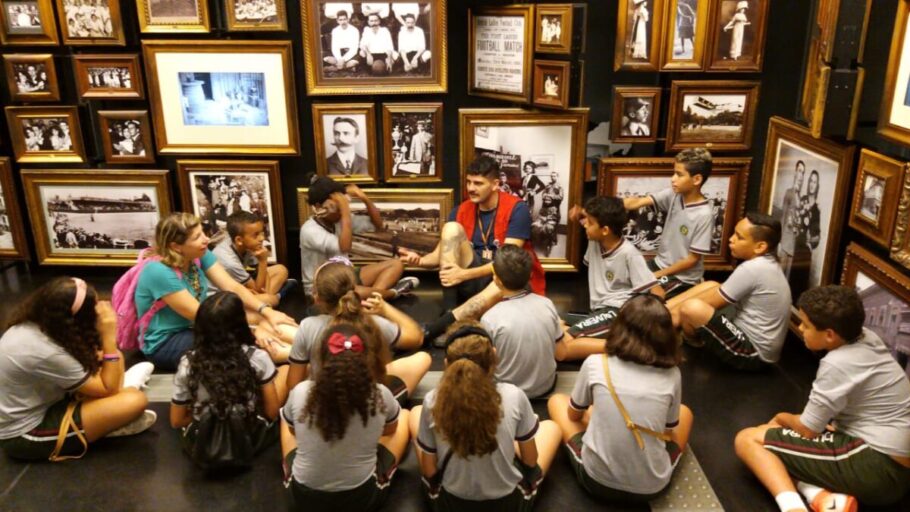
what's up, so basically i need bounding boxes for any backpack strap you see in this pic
[601,354,672,450]
[48,399,88,462]
[136,257,205,344]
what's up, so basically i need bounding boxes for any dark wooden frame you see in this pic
[665,79,761,151]
[56,0,126,45]
[610,86,661,143]
[848,149,906,249]
[0,0,59,45]
[704,0,769,72]
[381,102,443,184]
[614,0,666,71]
[73,54,145,99]
[534,3,572,54]
[532,59,571,109]
[0,157,30,260]
[3,53,60,102]
[97,110,155,164]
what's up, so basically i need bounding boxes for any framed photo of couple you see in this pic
[3,53,60,102]
[97,110,155,164]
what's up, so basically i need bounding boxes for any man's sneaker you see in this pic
[107,410,157,438]
[810,491,857,512]
[122,362,154,390]
[391,276,420,298]
[277,279,299,301]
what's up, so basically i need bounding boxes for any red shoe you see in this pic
[810,490,858,512]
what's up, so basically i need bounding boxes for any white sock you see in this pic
[796,481,824,504]
[775,491,807,512]
[123,362,154,390]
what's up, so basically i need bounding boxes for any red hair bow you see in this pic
[327,332,365,355]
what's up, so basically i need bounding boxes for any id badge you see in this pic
[481,248,493,260]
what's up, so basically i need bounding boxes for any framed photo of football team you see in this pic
[56,0,126,45]
[0,157,30,260]
[5,106,86,164]
[225,0,287,31]
[665,80,760,151]
[614,0,665,71]
[0,0,59,45]
[3,53,60,102]
[97,110,155,164]
[468,4,534,103]
[73,54,144,99]
[660,0,709,70]
[705,0,768,72]
[381,102,442,184]
[611,86,661,143]
[135,0,210,33]
[880,0,910,146]
[848,149,906,249]
[535,4,572,54]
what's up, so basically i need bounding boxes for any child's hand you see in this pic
[569,204,583,224]
[361,292,387,316]
[95,301,118,341]
[253,246,270,263]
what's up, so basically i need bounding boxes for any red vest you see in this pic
[455,191,546,295]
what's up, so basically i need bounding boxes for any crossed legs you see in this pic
[357,258,405,300]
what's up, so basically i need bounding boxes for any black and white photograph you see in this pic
[11,62,48,92]
[0,182,11,250]
[859,174,885,224]
[715,0,752,62]
[178,72,269,127]
[107,119,146,156]
[621,97,653,137]
[229,0,280,26]
[543,73,560,97]
[321,112,371,177]
[389,111,435,177]
[679,93,746,142]
[540,15,561,44]
[4,1,42,33]
[671,0,698,58]
[86,65,130,88]
[707,0,767,71]
[60,0,113,38]
[98,111,154,163]
[148,0,200,22]
[349,199,441,259]
[625,0,653,61]
[20,117,72,151]
[854,270,910,379]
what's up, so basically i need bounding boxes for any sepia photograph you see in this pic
[611,86,661,143]
[858,175,885,223]
[848,149,907,249]
[382,103,442,183]
[225,0,286,31]
[4,1,42,33]
[0,158,30,259]
[21,117,72,151]
[98,110,155,164]
[5,106,86,163]
[57,0,125,44]
[541,15,561,44]
[12,61,49,91]
[312,103,378,182]
[614,0,664,71]
[680,93,746,140]
[535,4,572,54]
[532,60,570,109]
[706,0,768,71]
[179,72,268,126]
[4,54,59,101]
[87,66,130,88]
[137,0,210,32]
[0,0,58,44]
[666,80,760,151]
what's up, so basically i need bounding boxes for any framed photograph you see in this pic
[56,0,125,45]
[312,103,378,183]
[661,0,709,70]
[143,40,300,155]
[0,157,30,260]
[842,242,910,379]
[891,149,910,271]
[3,53,60,101]
[136,0,210,33]
[848,150,906,248]
[301,0,447,96]
[532,60,570,109]
[176,160,285,263]
[705,0,768,72]
[614,0,665,71]
[225,0,287,31]
[460,108,589,271]
[73,54,144,99]
[665,80,760,151]
[535,4,572,54]
[297,187,453,269]
[0,0,59,45]
[20,169,171,266]
[468,4,534,103]
[759,116,855,303]
[880,0,910,146]
[5,106,86,164]
[381,102,442,183]
[597,157,750,270]
[610,86,661,143]
[97,110,155,164]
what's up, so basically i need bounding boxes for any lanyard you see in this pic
[476,205,497,248]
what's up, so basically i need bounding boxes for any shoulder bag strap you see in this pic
[601,354,671,450]
[48,399,89,462]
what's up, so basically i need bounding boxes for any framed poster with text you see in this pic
[468,5,534,103]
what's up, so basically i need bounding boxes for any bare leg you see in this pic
[671,405,694,453]
[274,365,290,405]
[280,417,296,458]
[534,420,563,475]
[386,352,431,395]
[379,408,411,463]
[547,394,589,443]
[555,332,606,362]
[735,424,802,506]
[254,322,296,347]
[666,281,721,314]
[677,298,716,338]
[408,405,423,439]
[357,259,405,299]
[452,281,503,322]
[80,388,149,441]
[266,264,290,295]
[438,222,475,271]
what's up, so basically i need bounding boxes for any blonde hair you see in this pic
[154,212,202,268]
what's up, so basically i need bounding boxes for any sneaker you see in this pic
[122,362,155,390]
[277,279,299,301]
[107,410,157,438]
[392,276,420,298]
[810,491,858,512]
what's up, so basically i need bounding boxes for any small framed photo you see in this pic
[665,80,761,151]
[614,0,666,71]
[5,106,86,164]
[532,60,570,109]
[312,103,378,183]
[136,0,210,33]
[880,0,910,146]
[610,86,661,143]
[0,0,59,45]
[56,0,125,45]
[225,0,287,31]
[0,157,31,260]
[20,168,171,266]
[661,0,709,70]
[3,53,60,102]
[468,4,535,103]
[535,4,572,54]
[177,160,286,263]
[705,0,768,72]
[381,102,442,183]
[73,54,144,99]
[848,149,906,249]
[97,110,155,164]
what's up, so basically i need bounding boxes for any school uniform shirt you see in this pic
[171,347,277,420]
[417,383,540,500]
[289,314,400,377]
[299,215,374,295]
[585,239,659,310]
[570,355,682,494]
[648,189,714,284]
[480,291,562,398]
[718,254,792,363]
[0,324,90,439]
[799,328,910,458]
[282,381,400,490]
[209,238,258,294]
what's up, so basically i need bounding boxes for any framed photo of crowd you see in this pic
[73,54,144,99]
[312,103,378,183]
[611,86,661,143]
[3,53,60,102]
[665,80,760,151]
[459,108,589,272]
[5,106,86,163]
[0,157,30,260]
[56,0,126,45]
[225,0,287,31]
[880,0,910,147]
[468,4,534,103]
[848,149,906,249]
[97,110,155,164]
[135,0,210,33]
[597,157,750,270]
[705,0,768,72]
[0,0,59,45]
[20,168,171,266]
[381,102,442,183]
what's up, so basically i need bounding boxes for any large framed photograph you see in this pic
[5,106,86,164]
[705,0,768,72]
[468,4,534,103]
[597,157,750,270]
[891,150,910,271]
[0,0,59,45]
[535,4,572,54]
[0,157,30,260]
[460,108,589,272]
[56,0,125,45]
[842,242,910,379]
[142,40,300,155]
[611,86,661,143]
[665,80,760,151]
[532,60,571,110]
[381,102,442,183]
[848,149,906,249]
[97,110,155,164]
[880,0,910,146]
[297,187,453,269]
[759,116,855,303]
[312,103,378,183]
[3,53,60,102]
[73,54,144,99]
[661,0,708,70]
[136,0,210,33]
[176,160,285,263]
[225,0,287,31]
[20,169,171,266]
[614,0,665,71]
[301,0,447,96]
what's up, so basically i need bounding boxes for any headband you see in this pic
[71,278,87,315]
[314,255,354,282]
[443,325,492,352]
[327,331,364,355]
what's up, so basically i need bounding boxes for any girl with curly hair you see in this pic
[287,259,430,407]
[0,277,156,461]
[280,323,410,511]
[169,292,287,465]
[408,321,562,510]
[547,294,694,503]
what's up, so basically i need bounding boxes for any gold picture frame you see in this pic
[879,0,910,147]
[0,0,59,45]
[534,3,572,54]
[3,53,60,102]
[615,0,666,71]
[5,106,86,164]
[312,103,378,184]
[705,0,769,72]
[665,79,761,151]
[224,0,287,31]
[136,0,210,33]
[381,102,443,184]
[0,157,31,260]
[660,0,709,71]
[56,0,126,45]
[611,86,661,143]
[468,4,534,103]
[532,60,571,110]
[890,146,910,270]
[97,110,155,164]
[848,149,906,249]
[73,54,145,99]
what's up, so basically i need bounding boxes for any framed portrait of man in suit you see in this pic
[312,103,378,183]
